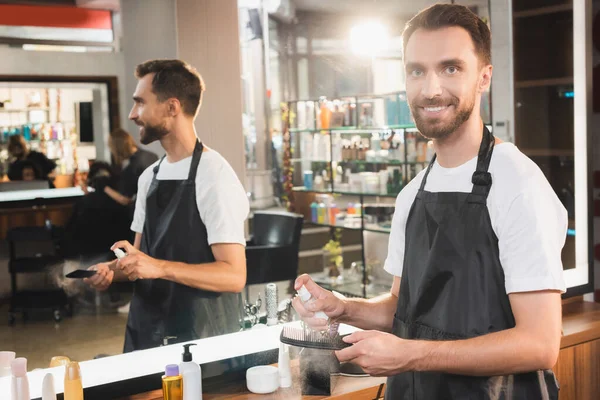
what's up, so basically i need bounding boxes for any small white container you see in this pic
[246,365,280,394]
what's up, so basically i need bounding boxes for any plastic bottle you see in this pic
[10,358,30,400]
[114,248,126,259]
[179,344,202,400]
[317,203,327,224]
[310,202,319,223]
[0,351,15,377]
[42,373,57,400]
[278,343,292,388]
[297,285,340,337]
[64,361,83,400]
[162,365,183,400]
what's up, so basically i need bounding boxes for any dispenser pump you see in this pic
[182,343,197,362]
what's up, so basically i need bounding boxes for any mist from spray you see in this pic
[50,255,111,298]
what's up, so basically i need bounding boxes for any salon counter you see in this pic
[0,322,364,400]
[0,187,83,239]
[121,362,387,400]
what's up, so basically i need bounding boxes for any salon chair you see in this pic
[245,210,304,300]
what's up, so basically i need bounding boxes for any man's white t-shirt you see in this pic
[131,149,249,246]
[384,142,568,294]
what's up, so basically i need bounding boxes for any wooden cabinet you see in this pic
[553,300,600,400]
[554,338,600,400]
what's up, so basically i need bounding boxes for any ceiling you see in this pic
[0,0,120,10]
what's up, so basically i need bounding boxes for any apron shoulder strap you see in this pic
[187,140,204,182]
[153,156,167,177]
[470,125,495,199]
[418,153,437,192]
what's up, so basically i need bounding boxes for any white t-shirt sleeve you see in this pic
[130,164,155,234]
[196,160,249,246]
[383,176,421,277]
[497,173,568,294]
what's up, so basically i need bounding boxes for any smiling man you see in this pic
[85,59,249,352]
[292,4,566,399]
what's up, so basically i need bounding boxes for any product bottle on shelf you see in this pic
[329,203,339,225]
[310,202,319,223]
[317,202,327,224]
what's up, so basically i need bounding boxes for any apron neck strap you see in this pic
[417,125,495,196]
[153,156,166,177]
[187,140,204,182]
[470,125,495,199]
[419,153,436,191]
[151,139,205,181]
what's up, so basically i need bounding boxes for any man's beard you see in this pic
[409,92,475,140]
[139,122,169,145]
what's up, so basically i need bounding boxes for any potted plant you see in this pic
[322,228,344,284]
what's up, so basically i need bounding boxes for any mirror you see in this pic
[1,0,591,378]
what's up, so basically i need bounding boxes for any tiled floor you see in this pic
[0,304,128,370]
[0,281,295,371]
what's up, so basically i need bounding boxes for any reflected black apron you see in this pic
[124,140,240,352]
[385,127,559,399]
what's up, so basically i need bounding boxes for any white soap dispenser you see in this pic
[179,343,202,400]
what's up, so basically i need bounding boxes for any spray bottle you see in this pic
[297,285,340,337]
[179,344,202,400]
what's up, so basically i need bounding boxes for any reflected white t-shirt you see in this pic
[383,142,567,294]
[131,149,249,246]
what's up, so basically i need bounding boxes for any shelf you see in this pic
[306,220,362,231]
[293,187,399,198]
[290,159,428,166]
[515,77,573,88]
[289,125,415,134]
[0,108,51,113]
[337,160,427,166]
[513,3,572,18]
[334,190,398,198]
[364,226,391,234]
[521,149,574,157]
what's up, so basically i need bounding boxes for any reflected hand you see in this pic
[111,241,165,281]
[83,262,114,291]
[291,274,346,331]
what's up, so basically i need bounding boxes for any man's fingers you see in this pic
[342,331,375,344]
[335,344,360,363]
[292,297,313,318]
[111,240,135,254]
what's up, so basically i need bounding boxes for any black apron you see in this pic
[124,140,240,352]
[385,127,559,399]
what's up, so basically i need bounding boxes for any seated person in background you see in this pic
[63,161,131,259]
[7,135,57,184]
[15,159,43,181]
[105,128,158,206]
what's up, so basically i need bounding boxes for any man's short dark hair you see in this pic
[135,59,206,117]
[403,4,491,65]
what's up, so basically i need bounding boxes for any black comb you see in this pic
[280,326,352,351]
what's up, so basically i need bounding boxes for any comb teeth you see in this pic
[280,326,351,351]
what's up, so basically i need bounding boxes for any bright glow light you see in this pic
[350,21,389,57]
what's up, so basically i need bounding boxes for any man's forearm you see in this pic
[339,293,397,332]
[161,260,245,293]
[104,186,132,206]
[412,327,559,376]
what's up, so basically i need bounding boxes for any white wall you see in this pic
[120,0,178,156]
[177,0,247,183]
